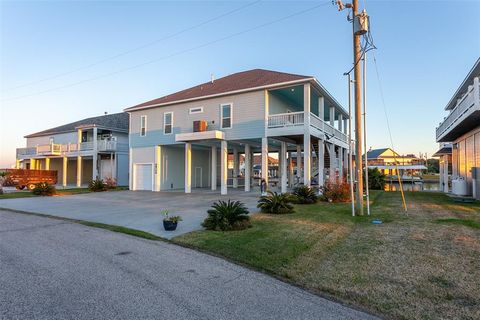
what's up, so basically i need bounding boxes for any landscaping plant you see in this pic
[257,191,294,214]
[319,181,350,202]
[202,200,251,231]
[367,168,386,190]
[88,178,107,192]
[292,185,318,204]
[31,182,56,196]
[162,209,183,223]
[104,177,117,190]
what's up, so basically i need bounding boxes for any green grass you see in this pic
[174,191,480,320]
[0,191,38,199]
[0,186,128,199]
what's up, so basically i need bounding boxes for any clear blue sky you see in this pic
[1,0,479,167]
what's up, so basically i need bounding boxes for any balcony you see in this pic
[267,112,348,145]
[436,82,480,142]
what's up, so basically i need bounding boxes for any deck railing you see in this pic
[36,144,62,156]
[268,111,304,127]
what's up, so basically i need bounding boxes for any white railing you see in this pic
[310,113,324,131]
[80,142,94,151]
[436,83,478,140]
[36,144,62,155]
[16,147,37,157]
[97,140,128,152]
[268,112,304,128]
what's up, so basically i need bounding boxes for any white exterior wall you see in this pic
[26,132,77,147]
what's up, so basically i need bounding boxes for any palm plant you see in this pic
[202,200,251,231]
[257,191,294,214]
[292,185,318,204]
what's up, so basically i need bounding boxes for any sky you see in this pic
[0,0,479,167]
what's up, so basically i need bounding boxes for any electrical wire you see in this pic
[2,0,263,93]
[1,1,331,103]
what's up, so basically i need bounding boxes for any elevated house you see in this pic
[16,113,129,187]
[125,69,349,194]
[366,148,426,176]
[435,57,480,199]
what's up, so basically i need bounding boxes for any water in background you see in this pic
[384,181,439,192]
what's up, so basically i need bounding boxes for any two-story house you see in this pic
[16,112,129,187]
[435,57,480,199]
[125,69,349,194]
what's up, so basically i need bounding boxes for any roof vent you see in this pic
[104,111,108,115]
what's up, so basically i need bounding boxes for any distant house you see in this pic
[125,69,350,194]
[435,58,480,199]
[16,113,129,186]
[365,148,425,175]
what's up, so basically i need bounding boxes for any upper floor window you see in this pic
[140,115,147,137]
[164,112,173,134]
[221,103,232,129]
[189,107,203,114]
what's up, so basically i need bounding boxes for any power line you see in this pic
[2,0,262,92]
[1,1,330,103]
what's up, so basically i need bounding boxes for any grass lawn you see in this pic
[173,191,480,320]
[0,186,128,199]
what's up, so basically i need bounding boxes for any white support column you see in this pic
[318,139,325,190]
[15,159,20,169]
[473,76,480,106]
[76,156,82,187]
[211,146,217,191]
[185,143,192,193]
[45,157,50,170]
[62,157,68,187]
[328,143,335,183]
[155,146,161,192]
[318,96,325,120]
[128,148,133,190]
[221,140,228,195]
[343,118,348,134]
[244,144,251,192]
[288,152,294,188]
[439,157,445,192]
[110,153,114,179]
[233,148,239,188]
[338,114,343,132]
[30,159,35,170]
[261,137,269,185]
[343,146,348,180]
[443,157,449,193]
[304,83,311,186]
[92,127,98,180]
[330,106,335,127]
[338,148,344,180]
[296,145,302,183]
[281,141,287,193]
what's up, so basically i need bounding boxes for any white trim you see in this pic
[124,78,315,111]
[220,103,233,129]
[189,107,204,114]
[140,115,147,137]
[164,112,173,135]
[133,163,154,191]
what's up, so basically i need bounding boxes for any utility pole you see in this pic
[335,0,368,215]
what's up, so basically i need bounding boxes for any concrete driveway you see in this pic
[0,190,260,239]
[0,210,379,320]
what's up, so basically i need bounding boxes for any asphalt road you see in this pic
[0,210,379,320]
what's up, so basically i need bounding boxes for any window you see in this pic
[140,115,147,136]
[189,107,203,114]
[221,103,232,129]
[164,112,173,134]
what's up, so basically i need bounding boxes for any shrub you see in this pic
[367,168,386,190]
[162,210,182,223]
[319,181,351,203]
[104,177,117,189]
[202,200,251,231]
[292,185,318,204]
[88,178,106,192]
[31,182,56,196]
[257,191,294,214]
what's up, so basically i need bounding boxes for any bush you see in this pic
[292,185,318,204]
[367,168,386,190]
[31,182,56,196]
[104,177,117,189]
[319,181,351,203]
[257,191,294,214]
[202,200,251,231]
[88,178,106,192]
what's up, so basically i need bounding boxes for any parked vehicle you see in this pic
[0,169,57,190]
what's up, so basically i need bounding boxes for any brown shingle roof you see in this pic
[126,69,312,111]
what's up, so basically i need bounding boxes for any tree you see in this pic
[426,158,439,173]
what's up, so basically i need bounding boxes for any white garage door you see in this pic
[134,164,153,191]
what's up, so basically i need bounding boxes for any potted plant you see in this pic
[162,209,182,231]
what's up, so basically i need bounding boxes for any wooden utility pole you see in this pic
[352,0,364,215]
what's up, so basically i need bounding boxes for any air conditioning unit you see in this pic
[193,120,208,132]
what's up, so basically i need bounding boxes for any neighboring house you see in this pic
[125,69,349,194]
[366,148,426,175]
[435,57,480,199]
[16,113,129,187]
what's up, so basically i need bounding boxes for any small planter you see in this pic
[163,220,178,231]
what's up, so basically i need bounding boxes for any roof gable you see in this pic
[125,69,312,111]
[25,112,129,138]
[366,148,399,159]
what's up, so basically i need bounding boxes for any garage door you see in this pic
[134,164,153,191]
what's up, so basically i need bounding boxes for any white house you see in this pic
[16,113,130,186]
[125,69,349,194]
[435,57,480,199]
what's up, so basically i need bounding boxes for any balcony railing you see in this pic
[436,82,479,141]
[36,143,62,156]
